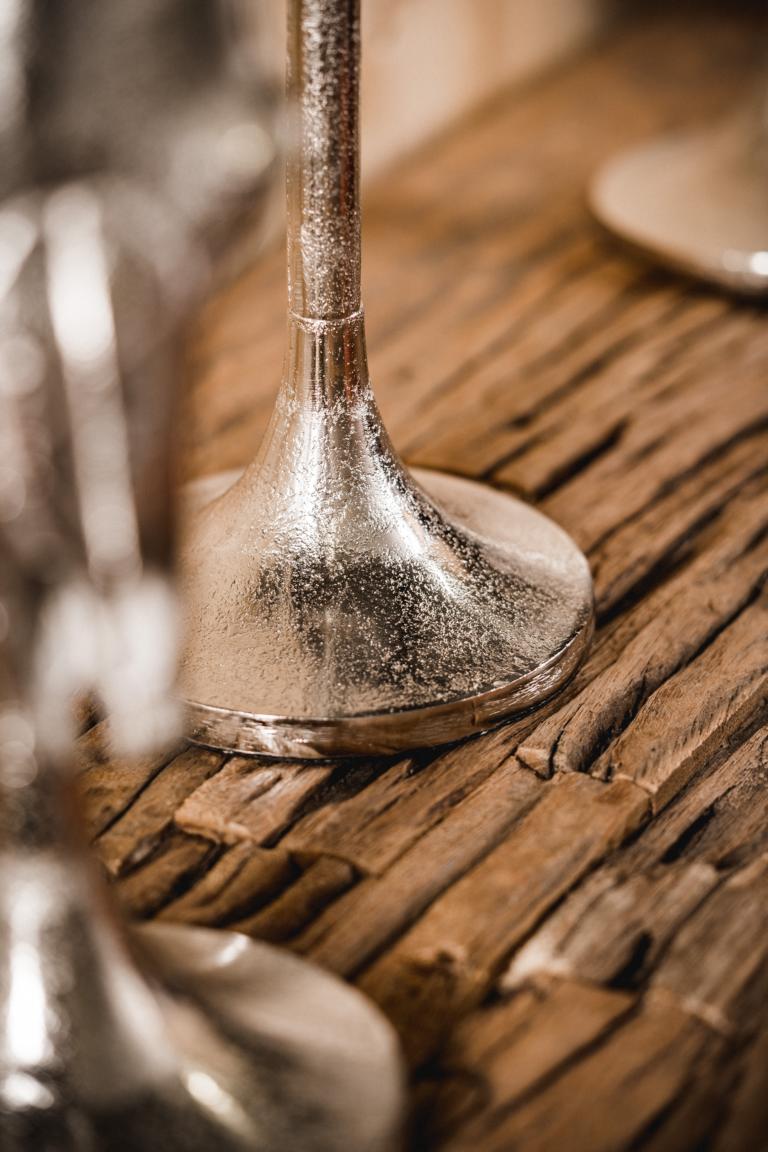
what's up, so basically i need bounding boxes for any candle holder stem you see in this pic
[181,0,594,759]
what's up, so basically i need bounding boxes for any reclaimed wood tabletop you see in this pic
[81,7,767,1150]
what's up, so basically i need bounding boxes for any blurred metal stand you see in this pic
[0,0,278,245]
[0,729,401,1151]
[180,0,594,760]
[590,101,768,297]
[0,5,403,1150]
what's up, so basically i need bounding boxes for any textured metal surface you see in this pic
[0,758,402,1152]
[180,0,594,757]
[182,454,593,758]
[590,112,768,297]
[286,0,361,318]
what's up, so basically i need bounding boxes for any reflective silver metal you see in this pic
[0,748,403,1151]
[1,6,404,1149]
[0,0,279,758]
[590,109,768,296]
[180,0,594,759]
[0,176,404,1152]
[0,177,198,757]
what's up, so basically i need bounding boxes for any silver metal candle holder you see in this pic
[0,741,402,1152]
[180,0,595,760]
[0,179,402,1152]
[0,4,403,1149]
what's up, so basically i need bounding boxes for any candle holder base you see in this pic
[180,464,593,759]
[128,922,403,1152]
[590,117,768,297]
[5,918,402,1152]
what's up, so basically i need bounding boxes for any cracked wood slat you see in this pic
[281,730,540,875]
[358,776,648,1064]
[87,10,768,1151]
[93,746,224,877]
[230,856,358,944]
[431,728,768,1152]
[543,363,767,556]
[405,275,693,477]
[405,250,659,476]
[427,978,633,1145]
[112,831,218,920]
[516,488,768,778]
[501,861,718,992]
[77,721,182,839]
[156,843,296,927]
[495,311,767,500]
[590,434,767,618]
[652,855,768,1034]
[295,759,543,976]
[712,1025,768,1152]
[447,994,721,1152]
[622,726,768,871]
[600,596,767,807]
[173,755,334,846]
[428,977,634,1145]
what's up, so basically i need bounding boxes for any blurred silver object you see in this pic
[0,0,281,756]
[590,105,768,297]
[0,737,403,1151]
[0,4,404,1149]
[0,177,199,757]
[179,0,595,760]
[0,0,278,250]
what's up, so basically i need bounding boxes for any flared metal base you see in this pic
[130,923,403,1152]
[180,465,593,759]
[590,117,768,296]
[5,920,403,1152]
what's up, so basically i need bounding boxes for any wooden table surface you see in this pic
[82,8,768,1151]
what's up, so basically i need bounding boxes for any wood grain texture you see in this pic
[83,8,768,1150]
[448,994,721,1152]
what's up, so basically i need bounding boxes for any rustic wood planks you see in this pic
[80,8,767,1150]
